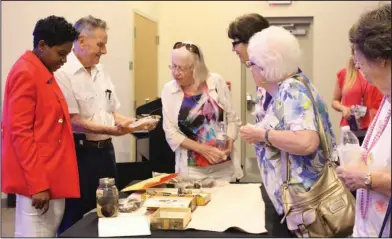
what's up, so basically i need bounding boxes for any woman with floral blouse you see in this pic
[240,26,337,223]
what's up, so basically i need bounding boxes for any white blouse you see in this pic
[354,99,391,237]
[161,73,243,180]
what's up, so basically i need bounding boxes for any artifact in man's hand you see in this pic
[128,115,161,128]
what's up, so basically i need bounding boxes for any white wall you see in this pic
[157,1,379,156]
[1,1,160,164]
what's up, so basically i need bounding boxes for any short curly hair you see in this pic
[248,26,301,83]
[349,4,391,61]
[227,13,270,43]
[33,15,78,48]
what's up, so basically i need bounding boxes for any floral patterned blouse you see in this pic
[254,73,337,215]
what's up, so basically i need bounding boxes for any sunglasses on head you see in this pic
[173,42,200,57]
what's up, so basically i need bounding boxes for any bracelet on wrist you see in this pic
[264,129,272,147]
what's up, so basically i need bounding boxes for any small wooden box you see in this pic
[150,208,192,230]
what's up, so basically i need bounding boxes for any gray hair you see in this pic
[190,42,210,87]
[176,41,210,87]
[74,15,107,36]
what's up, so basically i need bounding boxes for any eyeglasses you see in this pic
[232,40,245,47]
[245,61,264,71]
[168,64,190,72]
[245,61,256,68]
[173,42,200,57]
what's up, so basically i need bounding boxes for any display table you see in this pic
[59,183,291,238]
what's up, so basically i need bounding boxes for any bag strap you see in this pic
[294,74,331,160]
[379,198,392,238]
[281,74,331,183]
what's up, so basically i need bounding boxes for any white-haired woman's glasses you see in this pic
[245,61,264,71]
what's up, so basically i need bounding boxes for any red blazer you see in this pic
[1,51,80,199]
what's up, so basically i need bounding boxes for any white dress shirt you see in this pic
[55,51,121,141]
[161,72,243,180]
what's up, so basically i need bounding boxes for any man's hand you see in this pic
[131,121,158,132]
[31,190,50,214]
[108,121,158,136]
[106,126,133,136]
[116,118,137,128]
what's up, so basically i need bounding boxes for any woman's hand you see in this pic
[336,161,368,191]
[240,124,265,144]
[199,144,227,164]
[342,106,352,120]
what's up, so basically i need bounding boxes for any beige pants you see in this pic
[15,194,65,237]
[188,160,236,183]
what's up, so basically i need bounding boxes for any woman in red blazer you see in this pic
[1,16,80,237]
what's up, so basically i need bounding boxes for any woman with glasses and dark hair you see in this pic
[228,13,272,118]
[161,41,243,183]
[336,4,391,237]
[1,15,80,237]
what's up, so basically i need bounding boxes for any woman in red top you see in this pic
[332,53,383,144]
[1,16,79,237]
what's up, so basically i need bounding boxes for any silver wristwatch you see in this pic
[364,172,372,189]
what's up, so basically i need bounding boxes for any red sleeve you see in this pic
[365,84,384,121]
[336,68,346,92]
[5,71,49,195]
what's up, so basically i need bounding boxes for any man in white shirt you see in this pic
[55,15,156,233]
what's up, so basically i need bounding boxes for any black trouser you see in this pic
[58,134,118,234]
[260,184,295,238]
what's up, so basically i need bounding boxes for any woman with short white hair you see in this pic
[240,26,338,236]
[161,41,243,183]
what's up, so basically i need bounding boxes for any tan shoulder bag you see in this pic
[280,74,355,237]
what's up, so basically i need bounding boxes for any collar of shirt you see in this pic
[67,50,103,78]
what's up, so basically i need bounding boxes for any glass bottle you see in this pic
[215,121,227,150]
[96,177,119,218]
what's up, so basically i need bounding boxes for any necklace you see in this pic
[360,97,391,219]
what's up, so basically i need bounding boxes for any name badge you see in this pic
[352,105,367,118]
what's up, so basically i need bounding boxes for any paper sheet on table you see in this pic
[98,214,151,237]
[186,183,266,234]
